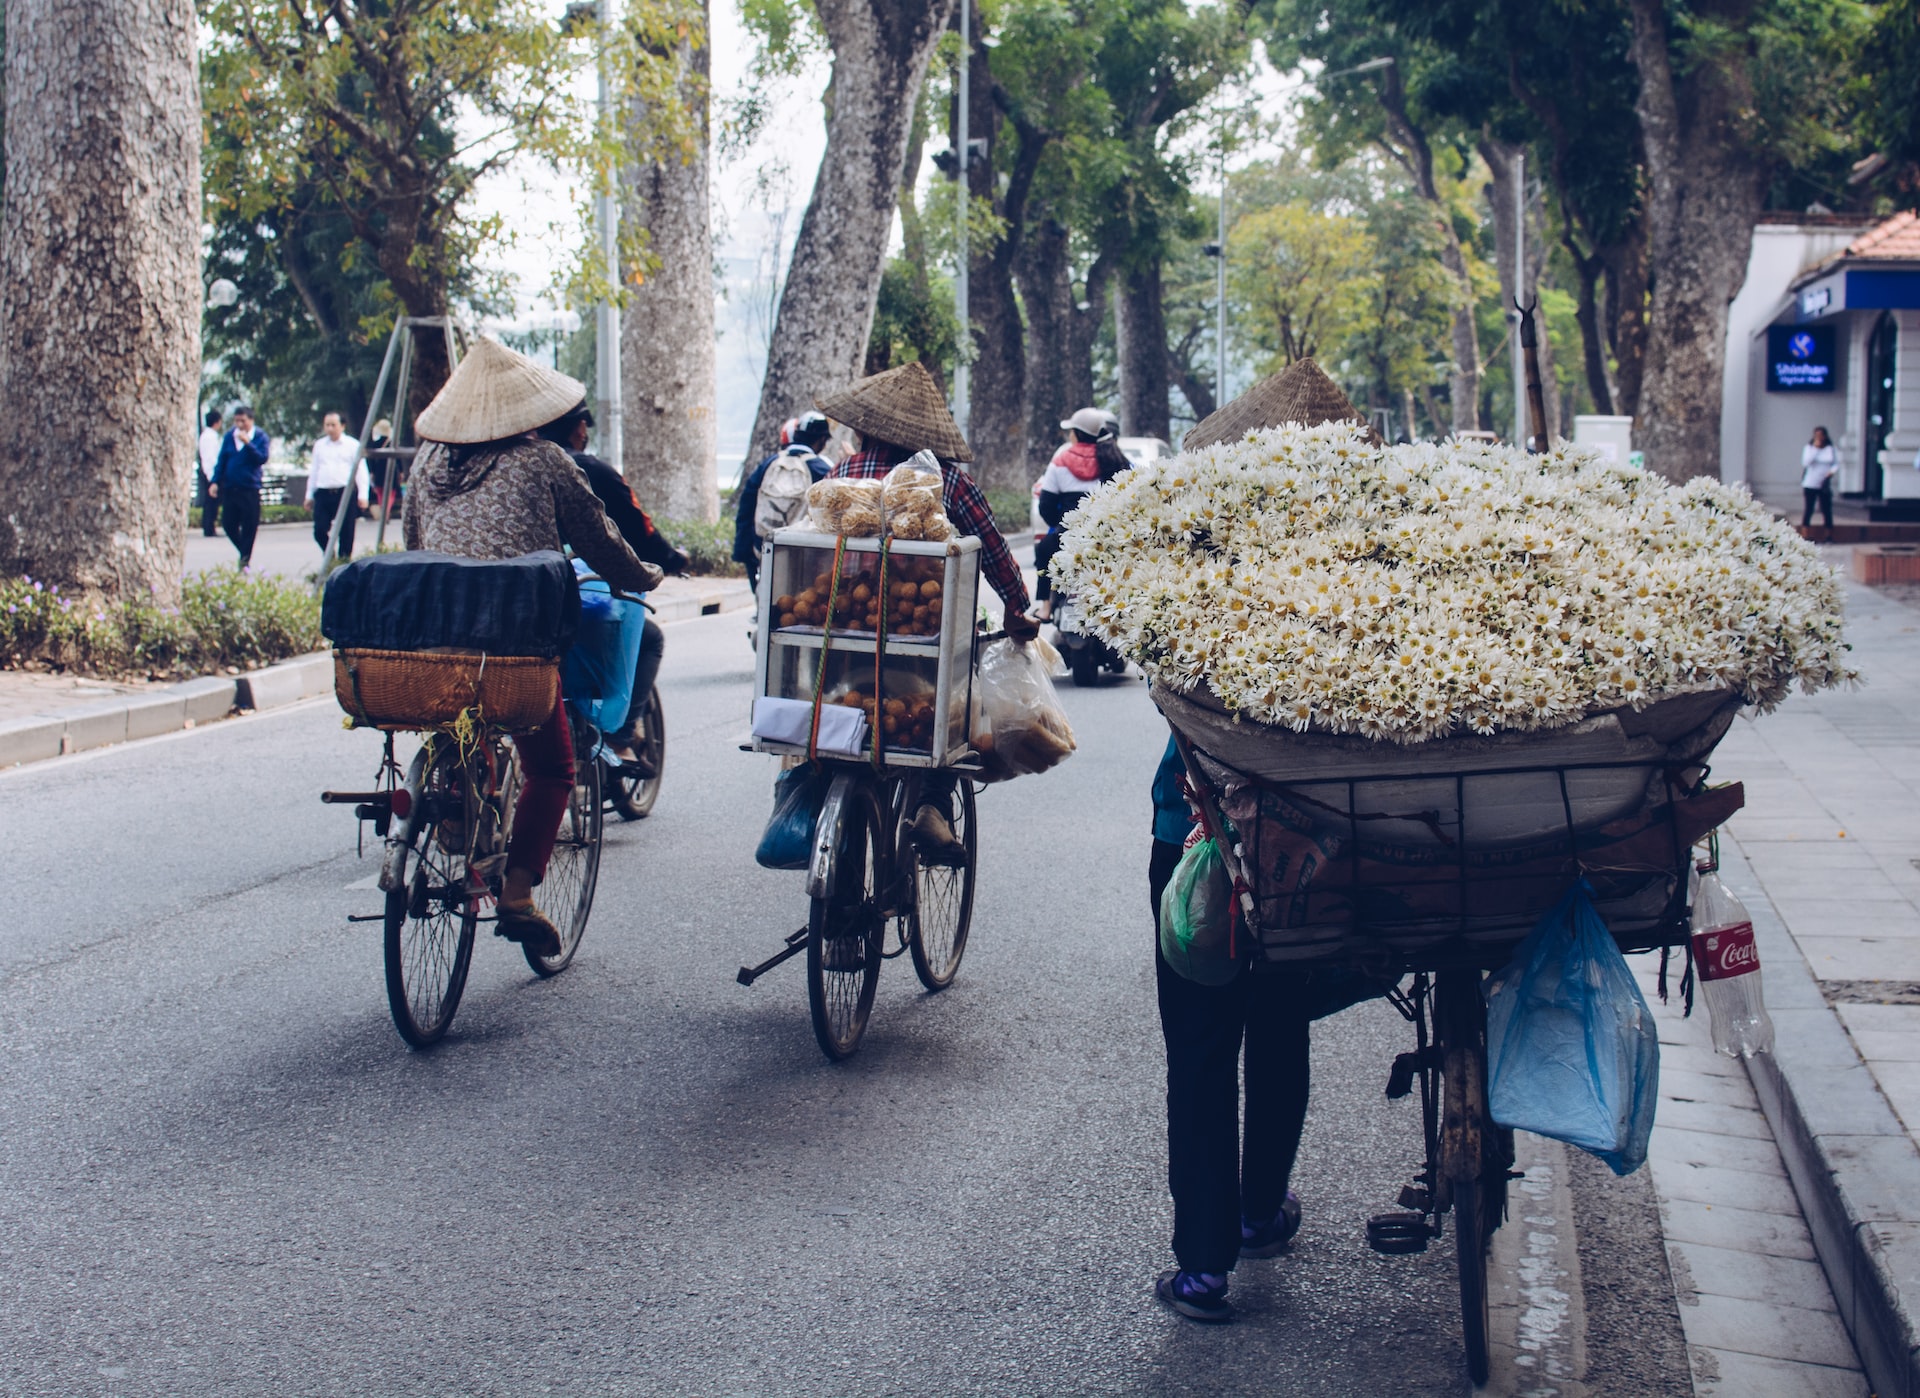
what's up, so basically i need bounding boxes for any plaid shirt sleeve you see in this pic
[832,448,1029,613]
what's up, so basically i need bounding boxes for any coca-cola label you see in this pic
[1693,922,1760,981]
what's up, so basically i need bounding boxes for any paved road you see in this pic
[0,610,1689,1396]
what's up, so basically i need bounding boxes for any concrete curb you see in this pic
[651,585,752,624]
[1718,837,1920,1398]
[233,652,333,711]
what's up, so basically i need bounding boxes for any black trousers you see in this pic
[1802,485,1833,529]
[614,618,666,740]
[310,487,359,557]
[221,488,262,567]
[1151,837,1312,1275]
[198,474,219,535]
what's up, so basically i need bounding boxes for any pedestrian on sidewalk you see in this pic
[307,412,368,559]
[1802,425,1838,531]
[210,405,270,570]
[1149,735,1309,1325]
[196,409,223,537]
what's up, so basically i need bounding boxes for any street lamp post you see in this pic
[954,0,970,439]
[595,0,623,474]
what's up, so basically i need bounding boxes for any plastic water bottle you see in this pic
[1690,871,1775,1057]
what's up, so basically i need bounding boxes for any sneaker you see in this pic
[1155,1269,1232,1324]
[496,900,563,958]
[821,935,868,973]
[908,803,965,866]
[1240,1191,1302,1259]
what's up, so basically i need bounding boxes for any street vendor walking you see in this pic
[403,337,662,955]
[814,361,1038,860]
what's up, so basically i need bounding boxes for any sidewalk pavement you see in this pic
[0,570,752,770]
[1709,554,1920,1398]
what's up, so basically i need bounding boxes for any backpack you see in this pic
[755,451,816,540]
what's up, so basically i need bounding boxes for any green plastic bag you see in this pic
[1159,837,1242,986]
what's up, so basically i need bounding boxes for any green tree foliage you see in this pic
[1862,0,1920,178]
[865,255,959,378]
[1229,203,1374,368]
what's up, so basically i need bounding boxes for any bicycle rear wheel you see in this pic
[384,743,479,1047]
[906,778,976,991]
[808,784,884,1060]
[524,750,602,977]
[610,686,665,821]
[1436,968,1508,1386]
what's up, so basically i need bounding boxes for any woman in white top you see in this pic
[1801,425,1838,531]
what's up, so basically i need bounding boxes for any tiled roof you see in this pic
[1841,209,1920,262]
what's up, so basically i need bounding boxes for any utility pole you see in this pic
[1510,149,1526,448]
[1216,142,1227,405]
[596,0,624,472]
[954,0,970,439]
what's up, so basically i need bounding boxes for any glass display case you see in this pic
[751,530,982,767]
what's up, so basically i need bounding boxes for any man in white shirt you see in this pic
[196,409,223,537]
[307,412,369,557]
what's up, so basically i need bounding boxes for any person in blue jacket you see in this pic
[209,405,270,568]
[731,412,833,589]
[1150,733,1309,1324]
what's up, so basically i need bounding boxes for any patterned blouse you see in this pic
[403,436,661,594]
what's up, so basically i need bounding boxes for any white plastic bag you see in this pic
[973,637,1076,782]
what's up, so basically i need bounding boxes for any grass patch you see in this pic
[0,568,323,680]
[986,487,1034,536]
[658,517,744,577]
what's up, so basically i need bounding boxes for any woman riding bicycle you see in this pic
[404,337,662,955]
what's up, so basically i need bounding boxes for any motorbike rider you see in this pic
[733,412,834,589]
[538,403,688,773]
[815,361,1039,860]
[1034,407,1128,621]
[404,337,662,956]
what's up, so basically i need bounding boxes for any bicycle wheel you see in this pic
[524,749,602,977]
[1436,968,1506,1387]
[906,778,976,991]
[610,686,665,820]
[384,743,480,1048]
[807,784,884,1060]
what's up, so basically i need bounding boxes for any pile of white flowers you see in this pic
[1052,423,1855,744]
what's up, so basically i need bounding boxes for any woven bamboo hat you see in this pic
[1183,357,1379,451]
[816,361,971,461]
[414,335,586,445]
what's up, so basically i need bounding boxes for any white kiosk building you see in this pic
[1726,210,1920,513]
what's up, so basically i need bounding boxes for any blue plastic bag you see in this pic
[755,764,827,870]
[1485,880,1660,1175]
[562,569,648,734]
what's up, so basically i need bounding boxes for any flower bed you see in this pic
[1054,424,1854,744]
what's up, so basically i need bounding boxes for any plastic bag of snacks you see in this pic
[881,453,954,541]
[805,478,884,536]
[773,555,947,636]
[973,637,1077,782]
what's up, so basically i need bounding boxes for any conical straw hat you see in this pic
[1183,357,1379,451]
[414,335,587,445]
[816,361,971,461]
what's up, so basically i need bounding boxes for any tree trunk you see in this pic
[622,9,717,522]
[748,0,955,464]
[1069,251,1110,414]
[1627,0,1764,480]
[1115,256,1170,439]
[959,51,1027,493]
[0,0,200,602]
[1017,214,1075,465]
[1602,223,1650,420]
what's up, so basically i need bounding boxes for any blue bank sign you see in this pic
[1767,324,1836,392]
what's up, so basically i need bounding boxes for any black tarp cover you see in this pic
[321,550,580,657]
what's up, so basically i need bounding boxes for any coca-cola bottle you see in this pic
[1690,871,1776,1057]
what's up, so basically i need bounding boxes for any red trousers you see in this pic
[507,693,576,882]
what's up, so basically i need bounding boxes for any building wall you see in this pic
[1722,221,1872,491]
[1744,318,1855,504]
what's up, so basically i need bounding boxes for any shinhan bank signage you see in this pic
[1767,324,1836,392]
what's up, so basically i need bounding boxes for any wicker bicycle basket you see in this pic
[333,648,560,731]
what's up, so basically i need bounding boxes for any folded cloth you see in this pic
[753,696,868,757]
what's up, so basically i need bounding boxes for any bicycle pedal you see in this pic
[1397,1185,1432,1212]
[1385,1047,1438,1100]
[1366,1212,1433,1255]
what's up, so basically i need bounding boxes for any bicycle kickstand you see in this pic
[737,927,809,987]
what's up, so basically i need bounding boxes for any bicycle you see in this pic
[738,763,978,1060]
[606,684,665,820]
[326,701,605,1048]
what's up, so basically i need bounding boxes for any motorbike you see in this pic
[1051,592,1129,687]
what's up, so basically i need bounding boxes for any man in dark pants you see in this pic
[209,405,270,569]
[537,404,689,770]
[1150,734,1309,1324]
[196,409,223,536]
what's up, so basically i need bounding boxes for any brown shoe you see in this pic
[496,899,562,958]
